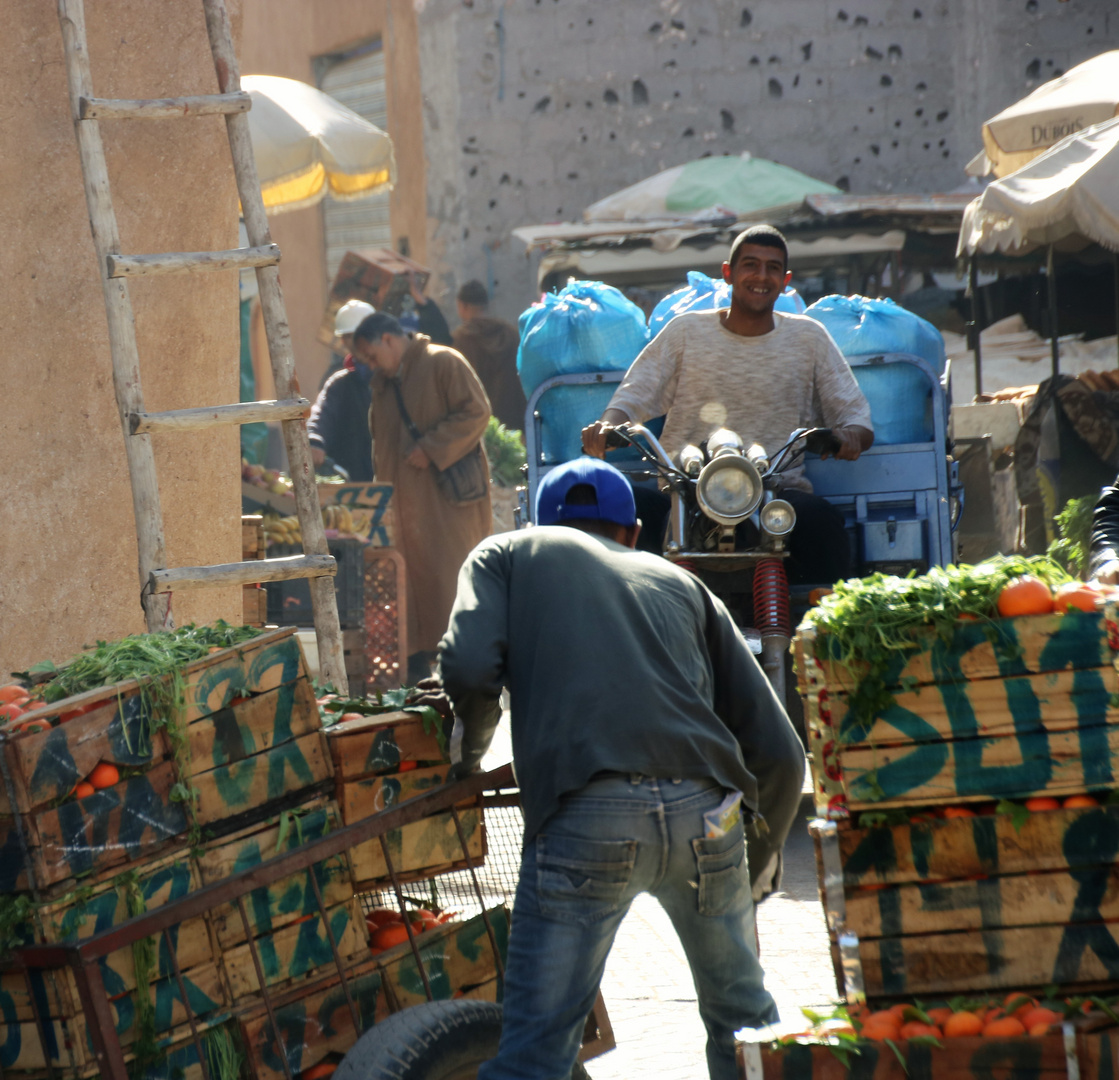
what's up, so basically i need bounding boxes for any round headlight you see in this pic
[760,498,796,536]
[696,456,762,525]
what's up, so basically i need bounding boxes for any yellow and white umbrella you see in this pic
[242,75,396,215]
[975,50,1119,178]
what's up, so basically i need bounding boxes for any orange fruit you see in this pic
[0,702,26,724]
[1054,582,1101,614]
[74,782,96,799]
[887,1003,909,1020]
[1021,1006,1060,1031]
[864,1009,902,1032]
[943,1010,984,1037]
[397,760,419,772]
[899,1021,941,1039]
[1063,794,1099,809]
[366,908,402,928]
[339,712,365,722]
[18,719,52,734]
[943,806,977,819]
[926,1007,953,1027]
[0,685,29,705]
[997,575,1054,617]
[371,922,410,950]
[89,763,120,790]
[982,1016,1026,1038]
[300,1066,337,1080]
[860,1021,901,1042]
[1029,1021,1053,1036]
[1003,993,1036,1020]
[1025,796,1061,812]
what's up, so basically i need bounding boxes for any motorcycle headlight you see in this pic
[696,456,763,525]
[760,498,796,537]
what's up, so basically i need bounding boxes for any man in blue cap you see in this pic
[438,457,805,1080]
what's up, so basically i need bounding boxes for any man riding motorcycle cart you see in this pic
[581,224,874,585]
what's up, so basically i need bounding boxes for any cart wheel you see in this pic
[334,1000,592,1080]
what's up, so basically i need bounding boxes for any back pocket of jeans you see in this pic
[536,834,637,925]
[693,824,748,917]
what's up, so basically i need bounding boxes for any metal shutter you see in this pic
[319,44,391,280]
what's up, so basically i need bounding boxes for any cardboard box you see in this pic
[318,249,432,348]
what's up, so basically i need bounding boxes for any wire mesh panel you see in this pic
[358,800,523,921]
[363,548,406,691]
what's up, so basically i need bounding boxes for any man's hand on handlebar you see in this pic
[823,425,873,462]
[582,408,631,458]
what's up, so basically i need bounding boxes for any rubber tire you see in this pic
[334,999,592,1080]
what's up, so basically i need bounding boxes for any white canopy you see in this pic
[958,116,1119,257]
[242,75,396,215]
[981,50,1119,178]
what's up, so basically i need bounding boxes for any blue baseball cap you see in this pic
[536,457,637,527]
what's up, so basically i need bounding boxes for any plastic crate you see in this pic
[266,537,366,628]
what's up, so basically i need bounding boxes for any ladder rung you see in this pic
[149,554,336,594]
[106,244,281,279]
[79,91,251,120]
[130,398,310,435]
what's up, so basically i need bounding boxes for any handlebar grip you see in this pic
[804,428,842,456]
[604,428,630,449]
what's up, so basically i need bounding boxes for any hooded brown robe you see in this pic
[452,315,527,431]
[369,335,493,654]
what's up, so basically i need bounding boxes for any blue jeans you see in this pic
[479,775,779,1080]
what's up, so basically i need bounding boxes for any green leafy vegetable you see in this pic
[483,417,527,488]
[1047,495,1095,579]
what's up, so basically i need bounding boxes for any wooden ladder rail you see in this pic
[56,0,348,691]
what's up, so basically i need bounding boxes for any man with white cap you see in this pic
[308,299,377,480]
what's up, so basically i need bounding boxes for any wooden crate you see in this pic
[338,764,452,825]
[327,710,447,784]
[237,960,384,1080]
[795,610,1115,817]
[375,905,508,1010]
[0,799,353,1077]
[350,806,485,890]
[737,1028,1119,1080]
[811,802,1119,1000]
[0,629,332,892]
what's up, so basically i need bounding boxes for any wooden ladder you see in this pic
[56,0,348,690]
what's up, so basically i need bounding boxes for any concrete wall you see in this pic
[241,0,426,391]
[416,0,1118,327]
[0,0,244,674]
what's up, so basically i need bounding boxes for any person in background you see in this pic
[439,457,805,1080]
[318,299,376,390]
[582,225,873,579]
[354,312,492,684]
[307,300,378,481]
[401,272,454,346]
[452,279,527,431]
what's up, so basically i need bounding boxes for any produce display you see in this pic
[262,504,374,548]
[790,555,1119,1059]
[0,634,499,1080]
[483,416,527,489]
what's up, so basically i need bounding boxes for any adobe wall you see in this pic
[416,0,1117,326]
[0,0,245,674]
[240,0,426,391]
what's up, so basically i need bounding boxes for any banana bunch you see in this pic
[322,504,356,534]
[263,513,302,548]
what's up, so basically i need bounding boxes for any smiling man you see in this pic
[582,225,873,582]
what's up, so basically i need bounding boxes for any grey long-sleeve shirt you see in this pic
[438,527,805,889]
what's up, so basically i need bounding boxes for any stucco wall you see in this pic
[241,0,426,392]
[416,0,1117,327]
[0,0,244,674]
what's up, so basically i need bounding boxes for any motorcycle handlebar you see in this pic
[802,428,842,457]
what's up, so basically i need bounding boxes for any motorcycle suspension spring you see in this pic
[753,558,792,638]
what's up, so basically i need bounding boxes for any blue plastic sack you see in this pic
[648,271,805,339]
[804,295,945,445]
[518,281,650,464]
[803,294,946,376]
